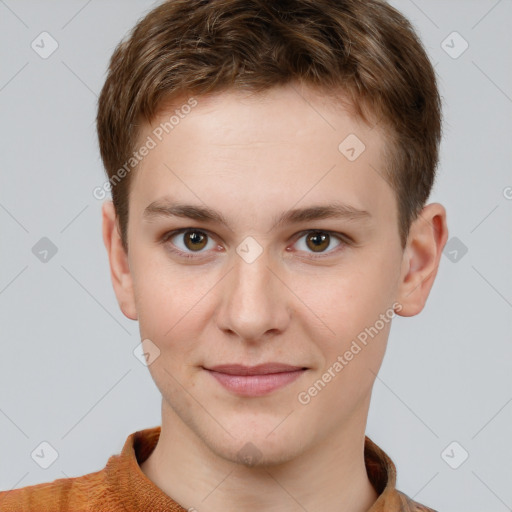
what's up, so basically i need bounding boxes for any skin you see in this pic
[102,82,448,512]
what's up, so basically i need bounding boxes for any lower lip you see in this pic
[206,369,306,396]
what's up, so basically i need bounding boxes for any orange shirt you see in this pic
[0,426,437,511]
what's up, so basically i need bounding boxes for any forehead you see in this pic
[130,84,396,228]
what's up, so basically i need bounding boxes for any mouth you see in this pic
[202,363,308,396]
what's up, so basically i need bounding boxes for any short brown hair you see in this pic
[96,0,442,252]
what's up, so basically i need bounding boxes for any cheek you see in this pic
[307,316,392,416]
[130,247,219,344]
[316,259,397,396]
[291,261,391,340]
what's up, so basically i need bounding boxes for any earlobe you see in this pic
[395,203,449,317]
[101,201,138,321]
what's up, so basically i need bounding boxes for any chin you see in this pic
[205,420,307,468]
[220,441,303,468]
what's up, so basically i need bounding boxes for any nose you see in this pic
[215,248,291,343]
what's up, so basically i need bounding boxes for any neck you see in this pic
[141,401,378,512]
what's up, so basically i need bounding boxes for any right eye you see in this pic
[161,228,219,259]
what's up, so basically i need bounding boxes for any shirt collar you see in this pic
[106,426,430,512]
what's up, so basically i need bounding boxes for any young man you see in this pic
[0,0,448,510]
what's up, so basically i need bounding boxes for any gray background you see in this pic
[1,1,511,510]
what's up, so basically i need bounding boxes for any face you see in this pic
[106,83,429,466]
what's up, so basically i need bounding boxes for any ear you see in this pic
[395,202,449,317]
[101,200,138,320]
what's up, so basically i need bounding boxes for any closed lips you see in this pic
[203,364,308,396]
[205,364,306,375]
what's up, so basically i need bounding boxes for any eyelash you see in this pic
[160,228,350,260]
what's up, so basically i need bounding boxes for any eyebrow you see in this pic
[143,199,371,231]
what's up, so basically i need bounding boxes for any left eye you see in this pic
[293,231,343,255]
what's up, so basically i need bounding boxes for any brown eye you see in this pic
[305,231,331,252]
[183,230,208,251]
[293,230,344,256]
[164,229,215,257]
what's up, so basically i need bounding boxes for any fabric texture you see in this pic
[0,426,437,511]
